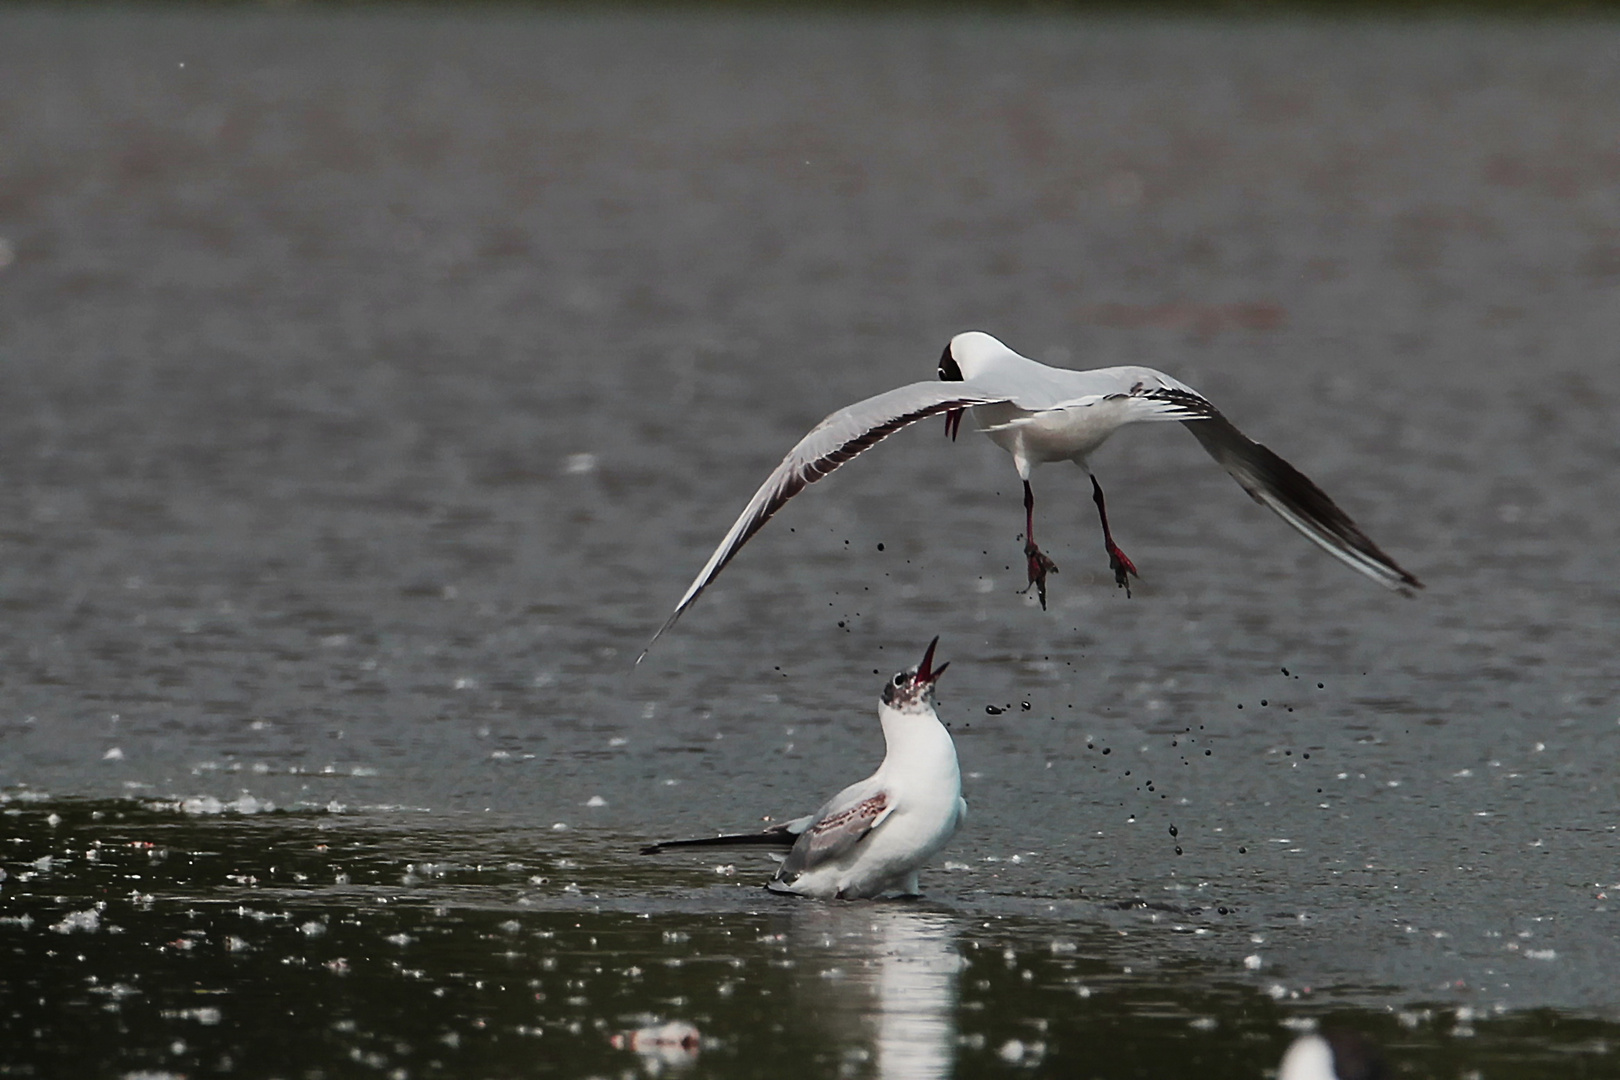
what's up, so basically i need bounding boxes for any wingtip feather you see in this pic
[1186,415,1421,594]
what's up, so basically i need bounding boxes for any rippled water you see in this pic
[1,8,1618,1078]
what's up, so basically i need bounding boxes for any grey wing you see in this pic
[971,362,1218,417]
[974,366,1219,435]
[1049,366,1219,421]
[775,788,895,881]
[1183,414,1422,593]
[1035,366,1419,591]
[1002,364,1418,592]
[639,381,1013,660]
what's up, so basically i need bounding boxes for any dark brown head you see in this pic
[880,637,949,714]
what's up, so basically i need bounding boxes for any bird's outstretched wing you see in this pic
[774,791,894,884]
[1183,413,1422,593]
[981,368,1221,428]
[1029,367,1419,592]
[977,364,1419,592]
[640,381,1012,660]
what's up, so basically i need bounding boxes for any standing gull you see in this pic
[642,331,1418,657]
[642,638,965,900]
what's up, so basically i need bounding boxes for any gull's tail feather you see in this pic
[1183,415,1422,593]
[640,817,810,855]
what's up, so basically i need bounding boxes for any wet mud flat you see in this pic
[1,5,1619,1078]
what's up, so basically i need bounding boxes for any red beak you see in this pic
[944,408,964,441]
[916,636,948,686]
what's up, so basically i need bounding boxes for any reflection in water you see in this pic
[1278,1030,1389,1080]
[875,910,960,1080]
[789,906,961,1080]
[610,1020,703,1073]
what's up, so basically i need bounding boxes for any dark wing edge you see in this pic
[1183,414,1422,593]
[1138,384,1220,420]
[637,383,1011,662]
[641,815,809,856]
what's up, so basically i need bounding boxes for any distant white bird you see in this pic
[641,331,1419,658]
[1278,1031,1389,1080]
[642,638,965,900]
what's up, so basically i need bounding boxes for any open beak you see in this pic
[944,408,964,441]
[916,636,949,686]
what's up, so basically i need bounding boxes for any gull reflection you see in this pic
[788,906,962,1080]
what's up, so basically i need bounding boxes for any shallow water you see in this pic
[1,8,1618,1078]
[5,800,1618,1078]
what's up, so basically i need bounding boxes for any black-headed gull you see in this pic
[644,331,1419,655]
[642,638,965,900]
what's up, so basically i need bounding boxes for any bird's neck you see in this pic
[877,703,960,787]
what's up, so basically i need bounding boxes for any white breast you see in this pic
[972,399,1134,472]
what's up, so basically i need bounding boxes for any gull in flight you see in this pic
[642,331,1420,657]
[642,638,965,900]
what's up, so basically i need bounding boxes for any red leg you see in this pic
[1090,475,1138,597]
[1019,480,1058,609]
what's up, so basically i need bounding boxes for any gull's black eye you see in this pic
[893,673,906,687]
[938,346,963,382]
